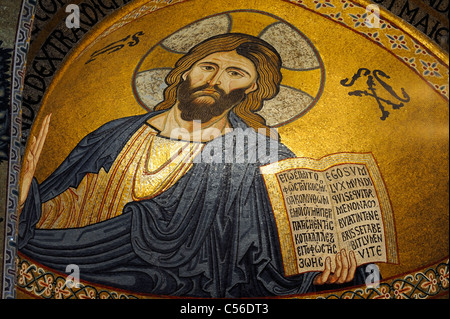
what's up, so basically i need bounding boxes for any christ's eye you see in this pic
[200,65,216,72]
[228,70,244,78]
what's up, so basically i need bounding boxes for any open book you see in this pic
[260,153,398,276]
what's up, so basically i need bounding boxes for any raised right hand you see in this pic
[313,249,357,285]
[19,114,51,208]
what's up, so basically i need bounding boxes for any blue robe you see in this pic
[18,111,370,297]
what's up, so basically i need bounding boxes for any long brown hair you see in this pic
[154,33,282,137]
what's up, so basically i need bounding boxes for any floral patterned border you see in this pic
[311,259,449,299]
[16,256,138,299]
[286,0,449,99]
[16,253,449,299]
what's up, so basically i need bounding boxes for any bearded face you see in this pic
[176,79,247,123]
[175,50,258,123]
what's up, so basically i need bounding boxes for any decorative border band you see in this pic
[16,253,448,299]
[311,258,449,299]
[285,0,449,99]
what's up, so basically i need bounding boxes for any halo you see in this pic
[133,11,324,127]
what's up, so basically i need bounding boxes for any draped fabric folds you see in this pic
[18,111,369,297]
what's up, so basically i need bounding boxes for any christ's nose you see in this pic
[207,70,223,87]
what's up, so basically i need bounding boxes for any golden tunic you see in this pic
[37,125,205,229]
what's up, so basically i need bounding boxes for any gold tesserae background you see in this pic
[24,0,448,282]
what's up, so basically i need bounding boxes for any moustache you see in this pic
[189,83,226,99]
[177,79,247,122]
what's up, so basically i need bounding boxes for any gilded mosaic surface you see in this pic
[1,0,448,300]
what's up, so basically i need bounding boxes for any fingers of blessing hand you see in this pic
[345,250,357,282]
[314,257,331,285]
[34,114,51,161]
[29,135,37,157]
[315,249,357,286]
[336,249,349,284]
[325,251,342,284]
[20,114,51,206]
[332,249,357,284]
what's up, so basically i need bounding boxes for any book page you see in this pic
[275,169,339,273]
[260,153,398,277]
[325,163,387,265]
